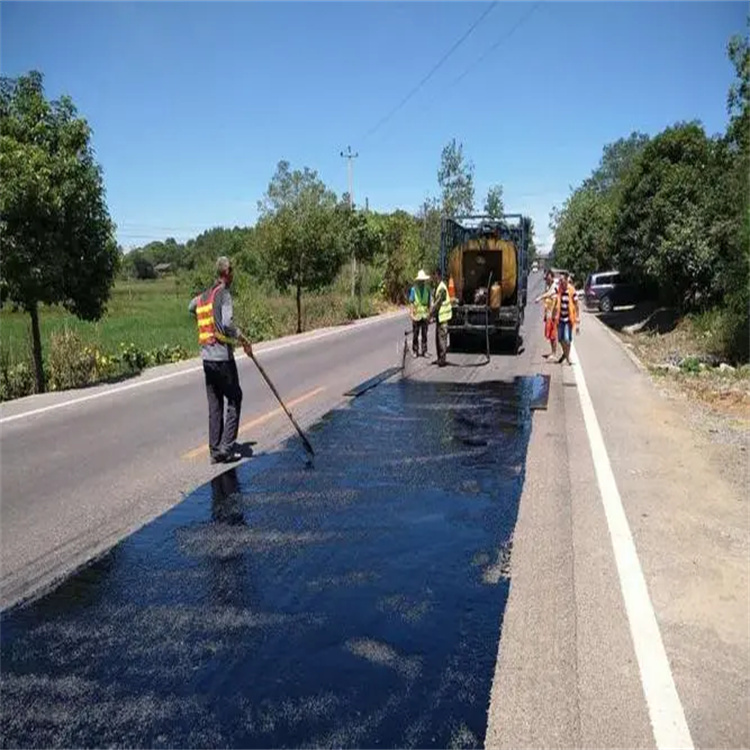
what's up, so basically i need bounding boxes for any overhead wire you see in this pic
[447,1,543,90]
[357,1,499,146]
[364,1,544,149]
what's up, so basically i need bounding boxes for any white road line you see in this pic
[0,310,407,426]
[571,341,694,750]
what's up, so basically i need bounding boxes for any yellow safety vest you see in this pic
[411,285,430,321]
[195,283,232,346]
[436,281,452,324]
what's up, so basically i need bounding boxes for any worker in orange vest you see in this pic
[188,256,253,464]
[551,272,580,365]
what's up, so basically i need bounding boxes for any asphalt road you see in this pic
[0,310,408,609]
[1,273,747,749]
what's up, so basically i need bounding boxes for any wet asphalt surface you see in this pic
[1,372,546,749]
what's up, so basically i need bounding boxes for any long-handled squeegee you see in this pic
[250,353,315,458]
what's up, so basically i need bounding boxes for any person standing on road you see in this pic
[551,272,580,365]
[189,256,253,464]
[430,267,453,368]
[535,269,559,360]
[409,269,432,358]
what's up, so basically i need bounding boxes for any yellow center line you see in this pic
[182,385,326,460]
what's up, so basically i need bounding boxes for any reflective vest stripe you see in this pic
[195,283,232,346]
[436,281,452,324]
[554,287,577,326]
[412,286,430,320]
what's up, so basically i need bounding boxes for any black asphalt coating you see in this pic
[0,375,546,749]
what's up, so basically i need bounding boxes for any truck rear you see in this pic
[439,214,530,353]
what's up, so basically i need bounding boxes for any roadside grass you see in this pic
[0,276,398,402]
[0,278,194,363]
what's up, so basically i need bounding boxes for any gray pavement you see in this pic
[1,275,748,749]
[0,311,408,609]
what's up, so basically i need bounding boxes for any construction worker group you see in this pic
[534,268,580,365]
[409,267,453,367]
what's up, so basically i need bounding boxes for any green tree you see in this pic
[438,138,474,217]
[712,20,750,359]
[416,195,442,272]
[0,71,119,393]
[549,132,650,282]
[346,209,384,316]
[612,122,718,308]
[484,184,505,218]
[258,160,344,332]
[583,132,650,196]
[381,210,420,303]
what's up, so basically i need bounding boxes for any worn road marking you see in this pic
[0,311,404,426]
[181,386,326,460]
[571,341,694,750]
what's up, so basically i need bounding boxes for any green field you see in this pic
[0,277,390,390]
[0,278,197,364]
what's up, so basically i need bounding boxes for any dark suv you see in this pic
[584,271,640,313]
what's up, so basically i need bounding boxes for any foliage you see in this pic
[381,210,421,304]
[340,208,384,315]
[0,70,120,392]
[416,195,442,272]
[612,122,719,308]
[257,160,345,332]
[549,19,748,363]
[484,185,505,218]
[550,131,650,282]
[438,138,474,217]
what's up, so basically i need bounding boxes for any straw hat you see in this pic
[415,269,430,282]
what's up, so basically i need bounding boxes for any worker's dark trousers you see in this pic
[436,322,449,365]
[203,359,243,458]
[412,318,428,355]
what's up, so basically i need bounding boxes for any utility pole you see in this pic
[340,145,359,296]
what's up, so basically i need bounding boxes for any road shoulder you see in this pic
[574,312,750,750]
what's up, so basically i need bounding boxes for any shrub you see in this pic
[118,342,149,372]
[146,344,190,366]
[47,329,97,391]
[345,296,373,321]
[0,355,35,401]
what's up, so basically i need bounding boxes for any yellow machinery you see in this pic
[440,214,531,353]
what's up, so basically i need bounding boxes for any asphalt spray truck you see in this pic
[439,213,531,354]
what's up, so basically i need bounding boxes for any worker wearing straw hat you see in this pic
[409,269,432,357]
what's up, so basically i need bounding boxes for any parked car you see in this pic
[584,270,641,313]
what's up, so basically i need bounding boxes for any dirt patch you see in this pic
[612,317,750,420]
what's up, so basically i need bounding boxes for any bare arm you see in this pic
[220,289,252,352]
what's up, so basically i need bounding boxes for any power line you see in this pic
[358,1,498,145]
[448,1,543,89]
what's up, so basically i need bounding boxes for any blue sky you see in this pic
[1,1,746,253]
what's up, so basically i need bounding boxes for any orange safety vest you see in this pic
[553,285,577,326]
[195,283,231,346]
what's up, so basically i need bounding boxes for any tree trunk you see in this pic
[29,302,46,394]
[296,284,302,334]
[356,267,362,318]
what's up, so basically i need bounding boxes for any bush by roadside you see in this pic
[610,313,750,419]
[0,329,191,402]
